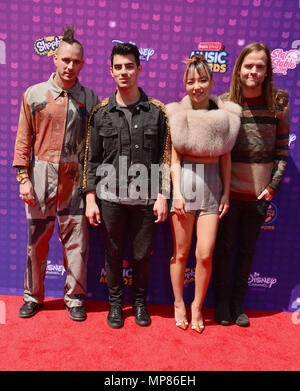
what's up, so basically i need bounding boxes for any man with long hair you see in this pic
[13,26,98,321]
[213,42,290,327]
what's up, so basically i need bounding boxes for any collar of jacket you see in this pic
[107,87,150,112]
[48,72,82,101]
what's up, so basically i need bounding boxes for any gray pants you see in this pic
[24,159,89,308]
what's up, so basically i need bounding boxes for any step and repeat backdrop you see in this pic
[0,0,299,312]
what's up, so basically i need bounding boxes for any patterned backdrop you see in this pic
[0,0,299,312]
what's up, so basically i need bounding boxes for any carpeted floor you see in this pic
[0,295,299,372]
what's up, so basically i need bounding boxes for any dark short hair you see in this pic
[111,42,140,67]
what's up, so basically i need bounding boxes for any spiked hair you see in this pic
[58,25,83,58]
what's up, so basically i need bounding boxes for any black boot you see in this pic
[105,254,124,304]
[133,304,151,327]
[132,259,151,326]
[107,304,124,329]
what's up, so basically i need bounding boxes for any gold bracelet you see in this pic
[20,177,30,185]
[17,174,29,182]
[16,168,29,182]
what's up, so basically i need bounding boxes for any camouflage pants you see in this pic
[24,159,89,308]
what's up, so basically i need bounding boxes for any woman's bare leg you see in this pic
[170,212,195,324]
[191,213,219,329]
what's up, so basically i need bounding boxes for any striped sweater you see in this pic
[221,91,290,201]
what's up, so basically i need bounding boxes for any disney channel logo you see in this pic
[248,272,277,289]
[45,260,65,277]
[112,40,155,62]
[190,42,228,73]
[34,36,62,57]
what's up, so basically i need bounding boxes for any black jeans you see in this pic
[100,200,157,307]
[213,198,269,312]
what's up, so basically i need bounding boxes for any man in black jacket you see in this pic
[82,43,170,328]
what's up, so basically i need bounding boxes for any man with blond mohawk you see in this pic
[13,26,98,321]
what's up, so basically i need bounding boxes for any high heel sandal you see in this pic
[191,303,205,334]
[191,322,205,334]
[174,305,188,330]
[175,319,189,330]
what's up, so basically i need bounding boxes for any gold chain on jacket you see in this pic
[82,98,109,190]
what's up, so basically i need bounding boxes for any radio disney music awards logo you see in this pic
[34,35,62,57]
[190,42,228,73]
[261,201,278,231]
[112,40,155,62]
[271,47,300,75]
[100,260,132,286]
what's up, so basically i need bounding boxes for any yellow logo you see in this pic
[34,36,62,57]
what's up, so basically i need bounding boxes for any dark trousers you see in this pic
[213,198,269,312]
[100,200,157,307]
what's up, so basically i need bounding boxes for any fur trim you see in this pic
[166,95,242,157]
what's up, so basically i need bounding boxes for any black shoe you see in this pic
[107,305,123,329]
[19,302,43,318]
[67,305,87,321]
[133,305,151,327]
[234,312,250,327]
[215,303,231,326]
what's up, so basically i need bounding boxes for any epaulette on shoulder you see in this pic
[275,89,289,110]
[148,97,166,111]
[92,97,109,113]
[87,97,109,125]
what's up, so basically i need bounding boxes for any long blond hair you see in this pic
[229,42,276,110]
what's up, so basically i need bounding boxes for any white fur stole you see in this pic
[166,95,242,157]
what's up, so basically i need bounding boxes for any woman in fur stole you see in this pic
[166,55,241,333]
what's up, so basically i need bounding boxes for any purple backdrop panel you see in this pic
[0,0,300,313]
